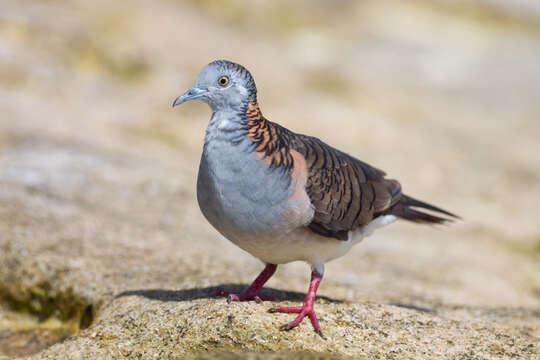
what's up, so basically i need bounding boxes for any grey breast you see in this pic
[196,112,294,240]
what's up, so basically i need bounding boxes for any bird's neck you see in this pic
[205,100,263,140]
[203,101,251,147]
[245,101,295,171]
[244,100,263,124]
[204,100,294,171]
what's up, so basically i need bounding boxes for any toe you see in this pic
[268,305,303,313]
[271,305,324,336]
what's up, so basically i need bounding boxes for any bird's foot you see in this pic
[214,263,278,303]
[215,288,275,303]
[269,304,324,337]
[267,268,325,337]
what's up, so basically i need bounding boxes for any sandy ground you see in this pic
[1,0,539,358]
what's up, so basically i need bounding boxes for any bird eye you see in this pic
[218,75,229,87]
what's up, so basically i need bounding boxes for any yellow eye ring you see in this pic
[217,75,229,87]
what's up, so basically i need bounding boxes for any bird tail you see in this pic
[389,195,460,224]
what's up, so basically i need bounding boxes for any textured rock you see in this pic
[0,0,539,359]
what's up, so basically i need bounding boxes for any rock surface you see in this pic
[1,0,539,358]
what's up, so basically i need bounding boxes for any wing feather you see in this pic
[289,134,401,240]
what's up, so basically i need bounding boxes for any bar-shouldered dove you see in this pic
[173,60,459,336]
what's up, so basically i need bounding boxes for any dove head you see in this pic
[173,60,257,112]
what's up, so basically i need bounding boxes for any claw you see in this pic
[279,322,292,331]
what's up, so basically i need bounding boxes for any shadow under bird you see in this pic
[172,60,459,337]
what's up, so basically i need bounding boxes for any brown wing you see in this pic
[243,103,458,237]
[243,104,458,239]
[289,134,402,240]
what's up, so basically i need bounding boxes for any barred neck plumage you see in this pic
[244,101,294,171]
[204,98,295,172]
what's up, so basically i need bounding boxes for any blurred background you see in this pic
[1,0,540,357]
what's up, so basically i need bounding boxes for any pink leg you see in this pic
[216,263,277,303]
[269,268,324,337]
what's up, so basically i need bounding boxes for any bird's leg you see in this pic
[269,265,324,337]
[215,263,277,303]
